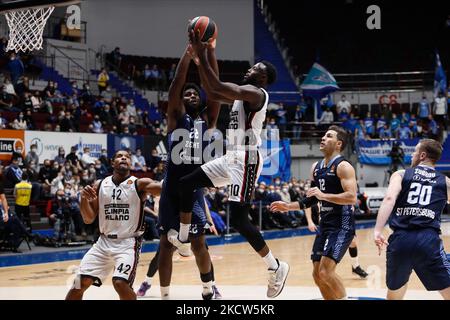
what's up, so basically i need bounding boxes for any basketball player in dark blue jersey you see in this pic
[374,139,450,300]
[271,125,357,299]
[156,42,221,300]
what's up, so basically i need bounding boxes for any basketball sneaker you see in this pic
[202,286,214,300]
[267,259,290,298]
[167,229,192,257]
[212,285,222,299]
[136,281,151,297]
[352,265,369,278]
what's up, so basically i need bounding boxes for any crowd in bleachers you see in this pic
[267,94,449,142]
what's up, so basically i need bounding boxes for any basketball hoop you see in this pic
[5,5,55,52]
[0,0,80,53]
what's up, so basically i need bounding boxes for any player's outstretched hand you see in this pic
[270,201,290,213]
[374,230,389,256]
[308,222,318,233]
[188,29,207,57]
[81,185,97,202]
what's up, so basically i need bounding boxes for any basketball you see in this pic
[189,16,218,42]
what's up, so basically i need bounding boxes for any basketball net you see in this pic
[5,6,55,52]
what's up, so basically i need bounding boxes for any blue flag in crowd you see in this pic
[300,63,339,121]
[300,63,339,99]
[434,52,448,98]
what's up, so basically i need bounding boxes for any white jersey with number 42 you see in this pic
[98,175,144,238]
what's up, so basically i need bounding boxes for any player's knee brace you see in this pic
[229,201,266,252]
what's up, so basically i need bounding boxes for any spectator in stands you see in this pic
[426,114,439,140]
[4,158,22,188]
[11,145,24,168]
[97,68,109,94]
[39,159,53,186]
[3,78,17,97]
[147,148,161,170]
[23,109,35,130]
[54,147,66,166]
[0,111,6,129]
[400,111,410,126]
[148,64,162,90]
[0,37,7,56]
[131,148,147,172]
[408,120,418,138]
[50,171,64,196]
[266,117,279,140]
[99,148,111,171]
[80,147,96,168]
[31,91,44,112]
[292,105,303,140]
[94,159,108,179]
[167,63,176,84]
[374,114,386,136]
[0,87,13,111]
[79,169,95,187]
[24,144,39,168]
[93,96,106,115]
[80,82,94,103]
[99,104,115,127]
[127,116,138,135]
[378,123,392,140]
[90,115,103,133]
[418,95,431,121]
[143,195,159,240]
[11,111,27,130]
[363,111,375,138]
[276,103,287,138]
[14,171,32,232]
[354,120,366,140]
[7,52,24,85]
[398,122,412,139]
[101,85,114,104]
[337,94,351,114]
[110,47,122,68]
[153,162,165,181]
[118,104,130,126]
[66,146,79,167]
[433,91,447,128]
[126,98,137,118]
[59,111,76,132]
[318,107,334,126]
[25,160,41,200]
[390,113,401,136]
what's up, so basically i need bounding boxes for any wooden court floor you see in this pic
[0,223,449,299]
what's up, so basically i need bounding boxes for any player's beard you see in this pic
[185,103,198,117]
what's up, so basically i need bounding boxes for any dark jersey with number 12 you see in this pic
[313,155,355,232]
[389,165,447,232]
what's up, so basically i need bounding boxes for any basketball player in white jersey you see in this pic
[173,29,289,298]
[65,150,161,300]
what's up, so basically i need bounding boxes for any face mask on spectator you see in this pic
[282,188,288,193]
[89,168,96,174]
[95,165,101,169]
[31,148,37,153]
[64,188,71,193]
[102,152,107,157]
[82,175,88,180]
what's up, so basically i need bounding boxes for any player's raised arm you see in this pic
[189,30,265,111]
[373,170,404,254]
[137,177,162,198]
[80,180,100,224]
[167,45,192,131]
[307,161,357,205]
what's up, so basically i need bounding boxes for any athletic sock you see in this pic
[263,251,279,270]
[351,257,360,269]
[145,276,152,284]
[179,223,190,242]
[160,286,170,300]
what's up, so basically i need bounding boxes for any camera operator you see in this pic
[50,186,84,243]
[388,140,405,174]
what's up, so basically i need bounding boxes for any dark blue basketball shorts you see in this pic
[158,188,209,238]
[386,228,450,291]
[311,228,355,263]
